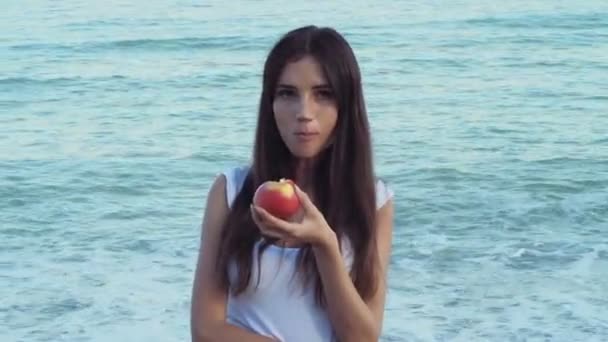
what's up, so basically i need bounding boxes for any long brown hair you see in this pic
[215,25,379,305]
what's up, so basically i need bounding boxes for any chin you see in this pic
[288,146,322,159]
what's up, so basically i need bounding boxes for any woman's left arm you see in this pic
[251,186,394,342]
[313,199,394,342]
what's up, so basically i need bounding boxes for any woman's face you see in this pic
[273,55,338,159]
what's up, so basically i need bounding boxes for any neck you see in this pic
[293,158,316,191]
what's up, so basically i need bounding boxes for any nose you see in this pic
[295,96,315,121]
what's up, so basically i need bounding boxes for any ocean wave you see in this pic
[0,76,82,86]
[8,36,269,53]
[408,167,498,183]
[525,156,607,168]
[0,75,127,87]
[463,12,608,30]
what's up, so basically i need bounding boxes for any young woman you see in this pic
[190,25,394,342]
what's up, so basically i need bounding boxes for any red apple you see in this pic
[253,178,301,219]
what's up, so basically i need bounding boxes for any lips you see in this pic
[294,131,318,142]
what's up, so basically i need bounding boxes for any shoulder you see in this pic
[374,177,394,210]
[199,172,230,239]
[204,172,229,214]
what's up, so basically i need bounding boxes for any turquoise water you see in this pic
[2,1,608,341]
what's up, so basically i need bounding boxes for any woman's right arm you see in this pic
[190,174,276,342]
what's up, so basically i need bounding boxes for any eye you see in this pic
[316,89,334,100]
[276,88,296,98]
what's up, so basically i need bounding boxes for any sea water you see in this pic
[1,1,607,341]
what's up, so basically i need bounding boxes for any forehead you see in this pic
[277,55,328,86]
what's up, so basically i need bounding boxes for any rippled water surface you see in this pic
[1,1,607,341]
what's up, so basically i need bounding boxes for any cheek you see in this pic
[273,99,296,116]
[273,98,292,116]
[319,111,338,148]
[273,101,291,132]
[321,108,338,133]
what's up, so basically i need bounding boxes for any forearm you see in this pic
[313,235,379,342]
[193,322,277,342]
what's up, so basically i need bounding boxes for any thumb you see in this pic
[293,185,317,213]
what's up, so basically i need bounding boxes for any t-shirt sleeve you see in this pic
[221,165,250,208]
[375,178,394,210]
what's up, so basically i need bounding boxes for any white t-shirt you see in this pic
[221,165,393,342]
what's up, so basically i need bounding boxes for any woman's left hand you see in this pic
[250,185,336,248]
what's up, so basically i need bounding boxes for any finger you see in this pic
[251,205,292,239]
[250,204,263,225]
[251,205,272,233]
[254,205,298,236]
[293,185,318,214]
[261,229,285,240]
[282,237,300,246]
